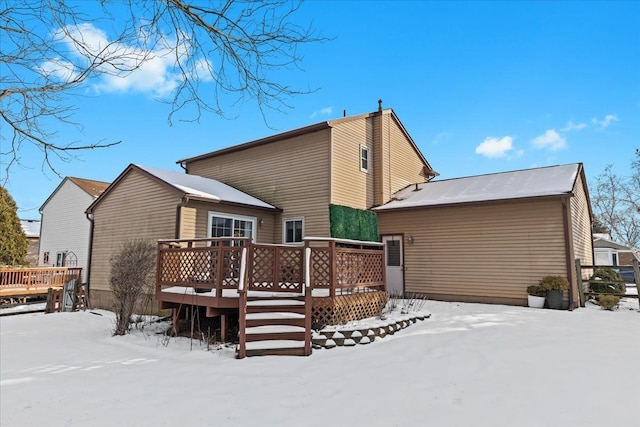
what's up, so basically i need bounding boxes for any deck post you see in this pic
[330,240,336,299]
[220,314,227,342]
[634,260,640,311]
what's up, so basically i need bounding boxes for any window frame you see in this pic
[283,218,304,245]
[360,144,370,173]
[207,211,257,244]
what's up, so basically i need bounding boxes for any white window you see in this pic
[284,218,304,244]
[42,251,50,265]
[360,145,370,172]
[208,212,256,245]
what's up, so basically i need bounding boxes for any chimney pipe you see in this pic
[377,99,383,112]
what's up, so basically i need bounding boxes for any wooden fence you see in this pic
[575,259,640,310]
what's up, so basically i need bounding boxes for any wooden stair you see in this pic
[239,294,312,358]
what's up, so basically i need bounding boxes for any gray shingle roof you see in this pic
[136,165,277,210]
[374,164,580,211]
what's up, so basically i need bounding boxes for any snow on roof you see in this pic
[20,219,40,238]
[374,164,580,211]
[136,165,277,210]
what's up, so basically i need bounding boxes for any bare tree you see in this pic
[0,0,323,177]
[591,149,640,247]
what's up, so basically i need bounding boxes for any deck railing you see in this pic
[0,267,83,289]
[156,237,385,297]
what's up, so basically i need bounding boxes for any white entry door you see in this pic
[382,235,404,296]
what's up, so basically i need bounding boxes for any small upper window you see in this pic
[360,145,370,172]
[43,252,49,265]
[284,219,304,244]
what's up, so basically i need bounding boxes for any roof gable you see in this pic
[68,177,110,198]
[374,164,581,211]
[87,164,279,213]
[177,108,434,174]
[40,176,109,212]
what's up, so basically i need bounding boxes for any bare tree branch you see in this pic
[0,0,325,180]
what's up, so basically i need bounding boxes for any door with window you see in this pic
[382,235,404,296]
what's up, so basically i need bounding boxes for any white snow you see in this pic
[374,163,579,211]
[1,299,639,427]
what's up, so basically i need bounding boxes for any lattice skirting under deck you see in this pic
[312,291,388,326]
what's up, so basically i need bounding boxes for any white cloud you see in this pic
[475,136,514,158]
[561,121,588,132]
[431,131,450,145]
[48,23,190,96]
[38,58,80,82]
[591,114,619,129]
[310,107,333,118]
[531,129,566,151]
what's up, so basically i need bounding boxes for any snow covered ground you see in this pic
[1,299,639,427]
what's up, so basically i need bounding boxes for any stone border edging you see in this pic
[311,313,431,349]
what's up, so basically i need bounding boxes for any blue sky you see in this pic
[4,0,639,219]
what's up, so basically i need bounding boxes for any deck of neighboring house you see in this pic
[0,267,83,301]
[155,237,388,357]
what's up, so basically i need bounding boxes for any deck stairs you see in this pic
[240,294,311,357]
[237,246,313,358]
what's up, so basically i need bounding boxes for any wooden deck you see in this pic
[0,267,83,299]
[155,237,387,357]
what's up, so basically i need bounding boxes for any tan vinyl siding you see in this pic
[186,129,331,242]
[187,200,277,244]
[378,199,567,305]
[570,176,593,265]
[90,169,179,297]
[387,114,428,196]
[330,116,375,209]
[179,207,197,239]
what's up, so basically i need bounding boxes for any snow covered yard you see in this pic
[1,300,638,427]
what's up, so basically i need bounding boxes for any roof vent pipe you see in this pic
[378,99,383,112]
[413,183,421,191]
[343,110,346,117]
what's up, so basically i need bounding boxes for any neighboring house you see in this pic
[39,177,110,282]
[86,106,435,308]
[374,164,593,309]
[20,219,41,267]
[593,233,639,266]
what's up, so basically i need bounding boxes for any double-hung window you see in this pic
[360,145,370,172]
[284,218,304,244]
[208,212,256,245]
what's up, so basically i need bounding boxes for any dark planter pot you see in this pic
[546,289,564,310]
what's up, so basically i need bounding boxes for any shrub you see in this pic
[538,275,569,291]
[591,268,623,282]
[110,240,156,336]
[589,268,625,294]
[598,294,620,310]
[526,284,546,297]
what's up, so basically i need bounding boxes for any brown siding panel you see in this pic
[90,170,179,294]
[331,116,375,209]
[388,114,428,196]
[570,176,593,265]
[378,199,567,305]
[186,129,331,241]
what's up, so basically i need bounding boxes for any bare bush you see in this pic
[110,240,156,335]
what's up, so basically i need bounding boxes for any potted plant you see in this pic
[526,284,546,308]
[538,275,569,310]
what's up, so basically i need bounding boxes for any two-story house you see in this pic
[86,106,435,308]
